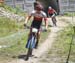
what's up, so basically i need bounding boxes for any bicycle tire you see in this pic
[25,48,32,60]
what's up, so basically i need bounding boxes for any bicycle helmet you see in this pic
[49,6,52,9]
[35,4,43,11]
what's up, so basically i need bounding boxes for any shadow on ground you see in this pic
[18,55,27,60]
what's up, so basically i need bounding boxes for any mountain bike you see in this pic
[48,13,57,27]
[25,27,38,60]
[51,14,57,26]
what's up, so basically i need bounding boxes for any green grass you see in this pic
[40,30,50,43]
[0,16,50,63]
[0,4,26,16]
[0,30,49,63]
[40,26,75,63]
[64,12,75,16]
[0,16,28,62]
[0,31,28,61]
[0,16,26,37]
[0,29,49,62]
[0,17,18,37]
[0,4,50,62]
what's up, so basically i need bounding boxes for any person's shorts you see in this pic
[48,14,53,17]
[31,20,42,29]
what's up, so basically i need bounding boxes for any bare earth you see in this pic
[7,17,69,63]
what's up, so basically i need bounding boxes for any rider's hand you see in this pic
[24,23,30,29]
[44,28,47,32]
[45,29,47,32]
[24,23,27,27]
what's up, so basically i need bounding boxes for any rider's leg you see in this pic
[35,31,40,48]
[26,27,32,48]
[52,17,57,26]
[45,19,48,30]
[53,17,57,22]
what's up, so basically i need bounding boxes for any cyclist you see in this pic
[48,6,57,26]
[24,4,48,49]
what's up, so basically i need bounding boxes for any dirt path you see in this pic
[8,17,69,63]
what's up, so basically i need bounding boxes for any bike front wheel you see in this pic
[25,48,33,60]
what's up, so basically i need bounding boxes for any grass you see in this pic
[0,29,49,62]
[0,16,28,62]
[0,29,49,63]
[40,30,50,43]
[40,26,75,63]
[0,4,50,62]
[64,12,75,16]
[0,16,50,63]
[0,4,26,16]
[0,16,25,37]
[0,17,18,37]
[0,32,28,61]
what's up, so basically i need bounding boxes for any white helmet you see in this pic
[49,6,52,9]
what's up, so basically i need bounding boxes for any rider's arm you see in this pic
[51,9,57,18]
[44,18,48,30]
[43,12,48,30]
[53,9,57,15]
[42,11,48,30]
[24,15,31,24]
[24,10,35,25]
[48,9,50,17]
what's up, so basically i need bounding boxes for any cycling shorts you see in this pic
[48,13,53,17]
[31,20,42,29]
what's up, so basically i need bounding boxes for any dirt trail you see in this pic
[8,17,69,63]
